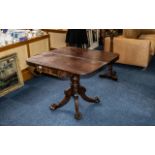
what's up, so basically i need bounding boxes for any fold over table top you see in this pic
[26,47,119,75]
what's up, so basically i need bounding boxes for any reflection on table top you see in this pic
[27,47,119,75]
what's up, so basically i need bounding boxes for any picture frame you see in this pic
[0,53,24,97]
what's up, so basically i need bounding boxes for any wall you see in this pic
[43,29,67,49]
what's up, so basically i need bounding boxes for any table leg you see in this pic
[74,95,82,120]
[99,64,118,81]
[50,88,72,110]
[50,74,100,119]
[78,86,100,103]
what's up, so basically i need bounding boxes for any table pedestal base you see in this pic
[99,64,118,81]
[50,74,100,120]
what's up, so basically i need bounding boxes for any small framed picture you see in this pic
[0,53,24,97]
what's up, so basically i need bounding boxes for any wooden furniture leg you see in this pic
[74,95,82,120]
[50,87,72,110]
[50,74,100,120]
[99,64,118,81]
[78,86,100,103]
[100,30,118,81]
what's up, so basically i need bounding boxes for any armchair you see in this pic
[104,29,155,68]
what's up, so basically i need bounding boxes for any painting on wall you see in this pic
[0,53,24,97]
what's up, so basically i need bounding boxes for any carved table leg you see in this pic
[74,95,82,120]
[50,74,101,119]
[99,64,118,81]
[78,86,100,103]
[71,75,82,119]
[50,88,72,110]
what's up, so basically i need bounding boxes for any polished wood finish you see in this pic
[26,47,119,119]
[27,49,107,75]
[52,47,119,64]
[50,74,100,120]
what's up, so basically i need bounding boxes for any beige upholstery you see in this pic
[123,29,141,38]
[139,34,155,55]
[104,29,155,67]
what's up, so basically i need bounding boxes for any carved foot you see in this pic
[74,112,82,120]
[79,86,100,103]
[50,104,59,110]
[94,97,100,103]
[50,88,72,110]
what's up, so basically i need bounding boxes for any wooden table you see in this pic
[26,47,119,119]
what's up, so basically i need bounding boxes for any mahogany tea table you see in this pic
[27,47,119,119]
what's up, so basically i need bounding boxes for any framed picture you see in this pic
[0,53,24,97]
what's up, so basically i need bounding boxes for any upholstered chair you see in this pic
[104,29,155,68]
